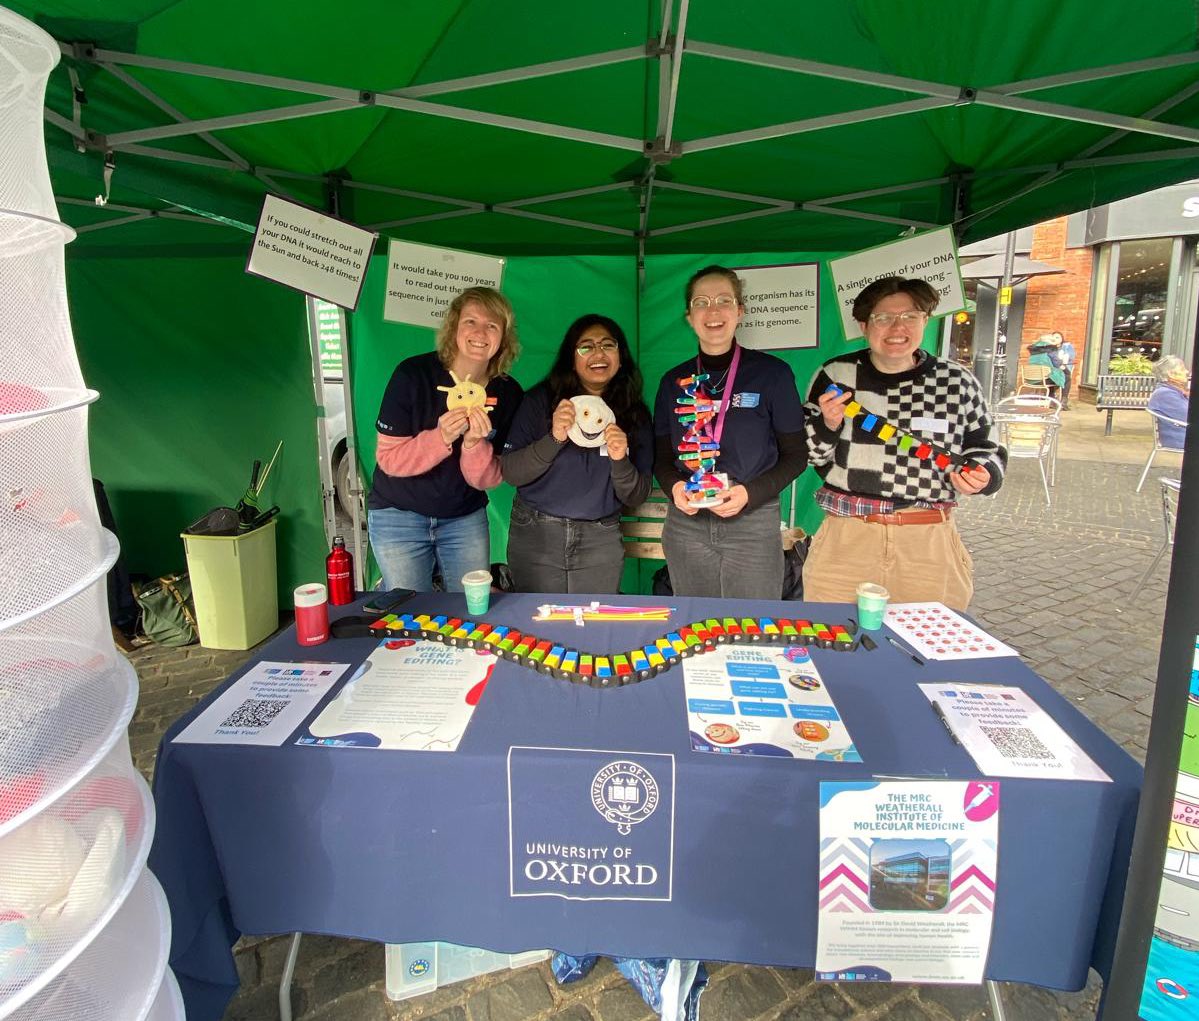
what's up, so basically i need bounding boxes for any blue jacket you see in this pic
[1148,383,1188,450]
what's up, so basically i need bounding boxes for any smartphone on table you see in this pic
[362,588,417,615]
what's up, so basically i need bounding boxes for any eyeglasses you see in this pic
[867,311,929,327]
[688,295,738,310]
[576,340,619,356]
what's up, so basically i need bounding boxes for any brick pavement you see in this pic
[128,433,1178,1021]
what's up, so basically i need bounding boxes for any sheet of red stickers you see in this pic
[883,602,1018,661]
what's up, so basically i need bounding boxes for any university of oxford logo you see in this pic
[591,760,659,835]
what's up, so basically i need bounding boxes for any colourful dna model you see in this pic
[674,372,727,499]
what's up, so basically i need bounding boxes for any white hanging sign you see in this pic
[383,239,506,330]
[828,227,965,338]
[246,195,376,310]
[733,262,821,350]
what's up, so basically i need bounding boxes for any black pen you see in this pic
[886,634,924,666]
[930,701,961,745]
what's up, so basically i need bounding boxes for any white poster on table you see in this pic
[918,682,1111,781]
[817,780,1000,985]
[683,644,860,760]
[383,239,506,329]
[733,262,820,349]
[827,227,965,338]
[173,661,350,746]
[295,639,496,751]
[246,195,376,309]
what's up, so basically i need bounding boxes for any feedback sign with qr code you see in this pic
[918,683,1110,782]
[174,661,350,746]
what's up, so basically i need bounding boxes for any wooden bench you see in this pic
[1095,374,1155,436]
[621,487,668,562]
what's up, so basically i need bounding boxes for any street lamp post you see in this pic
[990,231,1018,404]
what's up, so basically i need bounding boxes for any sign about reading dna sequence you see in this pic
[383,239,505,330]
[734,262,821,350]
[507,747,675,901]
[828,227,965,339]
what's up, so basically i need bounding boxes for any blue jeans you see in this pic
[368,506,490,592]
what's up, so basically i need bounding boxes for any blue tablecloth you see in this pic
[149,593,1142,1021]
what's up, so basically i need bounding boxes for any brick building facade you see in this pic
[1018,216,1094,403]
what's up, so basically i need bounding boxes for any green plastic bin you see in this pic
[181,519,279,650]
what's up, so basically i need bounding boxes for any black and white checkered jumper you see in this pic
[804,350,1006,505]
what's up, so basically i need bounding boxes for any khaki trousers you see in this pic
[801,514,974,611]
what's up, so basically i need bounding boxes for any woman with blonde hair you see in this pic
[368,287,523,591]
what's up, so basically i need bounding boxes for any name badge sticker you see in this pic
[909,416,949,435]
[731,392,760,408]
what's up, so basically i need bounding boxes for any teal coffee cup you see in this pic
[856,582,889,631]
[462,570,492,616]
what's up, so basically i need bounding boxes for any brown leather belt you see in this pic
[860,508,950,526]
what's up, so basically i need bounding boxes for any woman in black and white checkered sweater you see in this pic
[801,277,1007,610]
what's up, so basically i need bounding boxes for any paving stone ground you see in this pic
[128,411,1178,1021]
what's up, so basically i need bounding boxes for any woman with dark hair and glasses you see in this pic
[802,276,1006,610]
[501,314,653,593]
[652,265,808,599]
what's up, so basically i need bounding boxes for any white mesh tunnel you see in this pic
[0,7,179,1020]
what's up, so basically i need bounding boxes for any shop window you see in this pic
[1108,238,1172,363]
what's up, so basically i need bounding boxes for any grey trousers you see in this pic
[662,498,783,599]
[507,497,625,594]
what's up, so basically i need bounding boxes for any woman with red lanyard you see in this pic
[652,265,807,598]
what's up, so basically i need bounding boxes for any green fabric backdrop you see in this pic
[61,243,939,601]
[67,252,326,603]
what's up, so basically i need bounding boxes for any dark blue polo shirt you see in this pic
[504,383,653,519]
[653,346,805,485]
[369,351,523,519]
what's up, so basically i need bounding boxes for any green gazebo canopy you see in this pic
[12,0,1199,255]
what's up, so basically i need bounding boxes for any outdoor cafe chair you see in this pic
[1135,477,1181,588]
[1135,409,1187,493]
[995,401,1060,506]
[1017,363,1052,397]
[996,395,1061,491]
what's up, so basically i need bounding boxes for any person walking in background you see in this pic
[368,287,523,592]
[1027,334,1066,403]
[653,265,807,599]
[803,276,1007,611]
[1052,331,1076,409]
[1148,354,1191,450]
[502,314,653,594]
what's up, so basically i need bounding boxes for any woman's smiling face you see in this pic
[573,324,621,395]
[686,272,743,353]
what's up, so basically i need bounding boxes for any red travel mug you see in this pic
[294,583,330,646]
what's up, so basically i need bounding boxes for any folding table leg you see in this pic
[279,932,302,1021]
[986,979,1009,1021]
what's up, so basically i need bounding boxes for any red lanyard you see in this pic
[696,343,741,446]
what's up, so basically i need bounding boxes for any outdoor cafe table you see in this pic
[148,593,1142,1020]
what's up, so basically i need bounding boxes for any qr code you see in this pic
[980,725,1054,760]
[220,698,289,730]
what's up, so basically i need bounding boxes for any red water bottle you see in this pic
[325,535,354,605]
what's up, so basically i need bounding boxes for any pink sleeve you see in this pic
[460,439,502,490]
[375,429,451,477]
